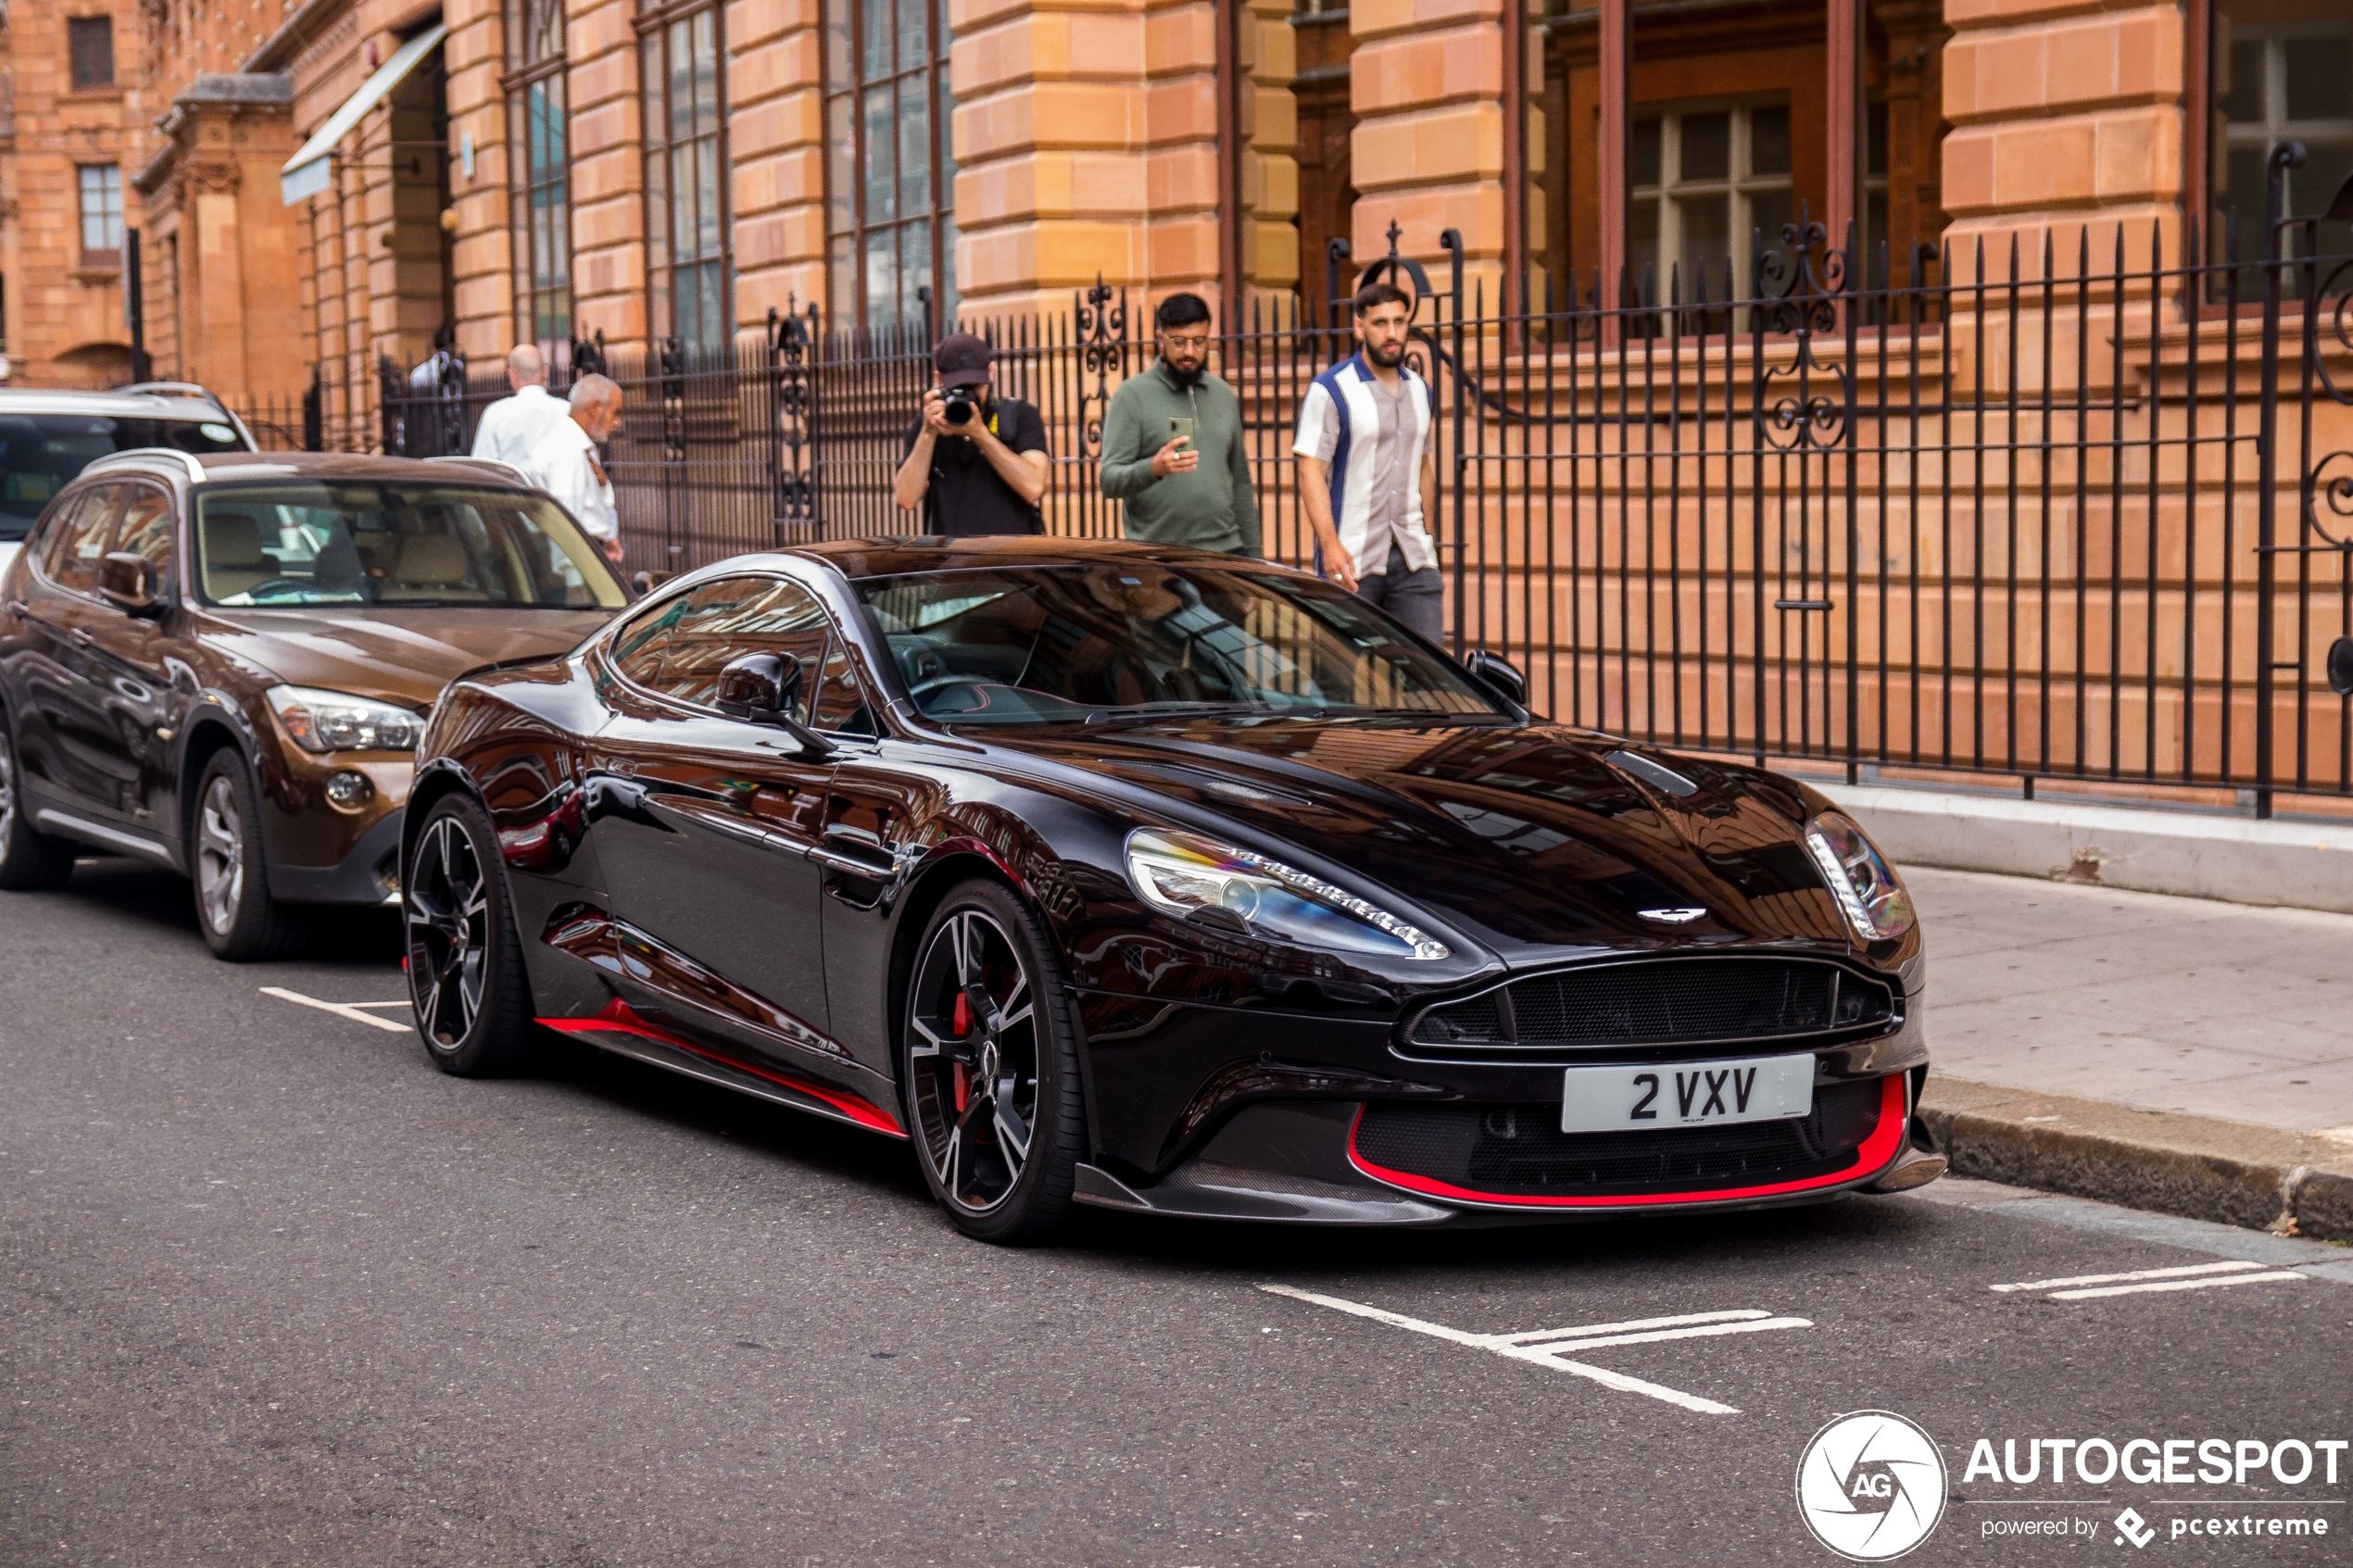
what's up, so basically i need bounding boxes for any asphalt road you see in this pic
[6,860,2350,1567]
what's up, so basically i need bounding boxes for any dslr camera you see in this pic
[940,384,981,427]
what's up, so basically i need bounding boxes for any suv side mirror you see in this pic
[1465,648,1528,709]
[98,552,167,619]
[714,652,833,757]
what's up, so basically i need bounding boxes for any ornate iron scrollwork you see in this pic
[1076,274,1126,460]
[1754,212,1854,453]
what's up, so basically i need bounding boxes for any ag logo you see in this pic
[1795,1410,1948,1561]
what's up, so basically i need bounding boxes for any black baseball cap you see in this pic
[935,332,993,388]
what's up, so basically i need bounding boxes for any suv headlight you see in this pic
[1124,828,1449,960]
[266,684,423,753]
[1804,811,1915,940]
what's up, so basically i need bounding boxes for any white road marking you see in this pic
[1991,1260,2269,1292]
[1258,1284,1810,1416]
[344,1000,410,1010]
[258,987,413,1034]
[2050,1273,2306,1301]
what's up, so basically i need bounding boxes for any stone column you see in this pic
[727,0,829,324]
[1348,0,1508,303]
[1940,0,2188,282]
[444,0,512,363]
[569,0,649,348]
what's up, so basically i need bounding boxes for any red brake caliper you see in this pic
[950,992,972,1111]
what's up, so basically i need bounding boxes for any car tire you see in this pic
[900,877,1087,1244]
[191,751,304,961]
[405,792,536,1077]
[0,712,76,891]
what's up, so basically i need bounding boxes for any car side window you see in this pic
[608,596,682,687]
[39,484,123,595]
[648,575,832,718]
[109,484,177,595]
[812,635,875,735]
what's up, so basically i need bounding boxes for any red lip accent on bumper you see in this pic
[540,998,905,1137]
[1346,1073,1907,1209]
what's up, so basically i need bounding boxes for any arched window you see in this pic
[643,4,733,351]
[505,0,572,358]
[823,0,956,333]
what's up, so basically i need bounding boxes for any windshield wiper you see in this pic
[1082,700,1268,729]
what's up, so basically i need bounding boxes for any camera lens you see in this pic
[942,390,975,426]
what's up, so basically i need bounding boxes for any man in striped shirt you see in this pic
[1291,282,1443,643]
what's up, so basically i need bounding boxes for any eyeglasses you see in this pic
[1160,332,1212,351]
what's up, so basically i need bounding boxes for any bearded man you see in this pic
[1097,293,1261,557]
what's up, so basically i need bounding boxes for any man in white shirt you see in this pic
[525,374,625,565]
[470,345,568,469]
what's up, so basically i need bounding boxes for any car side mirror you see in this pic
[1465,648,1528,709]
[714,652,834,757]
[98,552,167,619]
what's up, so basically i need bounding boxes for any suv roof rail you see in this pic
[88,447,208,486]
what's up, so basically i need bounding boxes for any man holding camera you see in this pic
[893,332,1050,534]
[1097,294,1261,556]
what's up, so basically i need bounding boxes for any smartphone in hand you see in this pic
[1168,416,1194,447]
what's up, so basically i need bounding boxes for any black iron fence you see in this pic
[371,146,2353,809]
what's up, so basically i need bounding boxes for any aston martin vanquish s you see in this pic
[402,537,1941,1241]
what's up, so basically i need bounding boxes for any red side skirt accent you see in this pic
[1347,1073,1907,1210]
[541,998,905,1138]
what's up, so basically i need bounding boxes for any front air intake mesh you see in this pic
[1407,958,1893,1057]
[1353,1077,1888,1198]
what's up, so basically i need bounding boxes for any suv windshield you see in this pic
[854,563,1504,725]
[0,412,246,542]
[195,483,628,609]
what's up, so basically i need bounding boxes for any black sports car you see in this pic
[403,537,1940,1241]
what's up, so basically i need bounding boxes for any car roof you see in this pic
[0,387,231,421]
[782,535,1263,580]
[185,451,537,486]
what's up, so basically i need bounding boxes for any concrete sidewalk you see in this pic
[1907,867,2353,1240]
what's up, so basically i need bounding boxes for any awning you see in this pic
[280,22,447,205]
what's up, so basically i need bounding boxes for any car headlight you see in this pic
[1804,811,1915,940]
[266,684,423,753]
[1124,828,1449,960]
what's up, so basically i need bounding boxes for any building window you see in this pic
[642,6,731,352]
[824,0,956,333]
[69,17,115,90]
[1629,99,1794,301]
[507,0,573,358]
[2215,12,2352,263]
[78,165,124,262]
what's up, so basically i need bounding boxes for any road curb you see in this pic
[1816,782,2353,915]
[1918,1077,2353,1243]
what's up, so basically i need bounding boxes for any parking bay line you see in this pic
[258,987,413,1034]
[1988,1258,2309,1300]
[1258,1285,1810,1416]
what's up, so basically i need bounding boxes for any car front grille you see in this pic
[1352,1077,1889,1199]
[1404,958,1894,1059]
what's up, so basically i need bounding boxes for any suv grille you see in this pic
[1406,958,1894,1059]
[1353,1077,1888,1199]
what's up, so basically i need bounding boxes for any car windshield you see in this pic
[853,562,1505,724]
[0,412,247,542]
[194,482,628,609]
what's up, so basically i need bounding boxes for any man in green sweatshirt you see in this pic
[1097,293,1262,556]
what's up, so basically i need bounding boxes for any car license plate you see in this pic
[1560,1054,1814,1134]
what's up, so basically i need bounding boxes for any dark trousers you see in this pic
[1356,543,1445,644]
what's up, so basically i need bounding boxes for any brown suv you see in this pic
[0,449,627,959]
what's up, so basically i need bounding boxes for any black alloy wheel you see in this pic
[0,713,75,890]
[901,879,1086,1243]
[405,794,535,1075]
[192,751,304,960]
